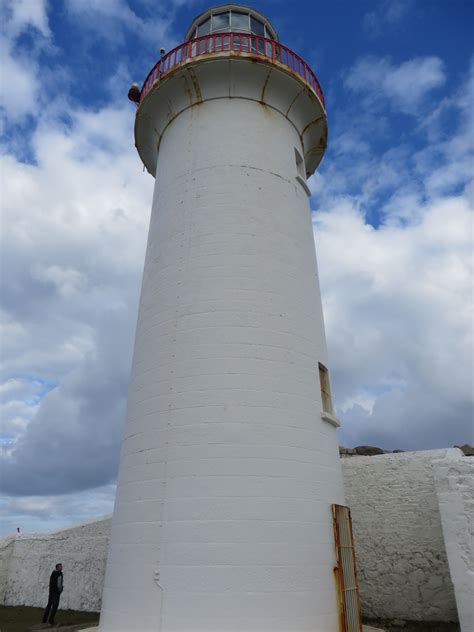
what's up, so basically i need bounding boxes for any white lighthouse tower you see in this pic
[99,5,346,631]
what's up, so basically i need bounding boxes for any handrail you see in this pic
[140,33,325,108]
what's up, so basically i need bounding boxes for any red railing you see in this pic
[140,33,325,108]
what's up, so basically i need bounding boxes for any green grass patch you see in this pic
[0,606,99,632]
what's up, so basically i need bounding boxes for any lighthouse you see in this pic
[99,5,346,631]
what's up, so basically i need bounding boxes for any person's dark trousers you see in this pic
[42,592,60,624]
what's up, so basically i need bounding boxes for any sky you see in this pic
[0,0,472,536]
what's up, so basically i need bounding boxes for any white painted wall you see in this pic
[0,518,109,612]
[0,535,15,603]
[433,451,474,631]
[343,449,459,622]
[1,450,470,626]
[100,89,345,632]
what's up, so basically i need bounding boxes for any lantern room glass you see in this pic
[191,10,275,40]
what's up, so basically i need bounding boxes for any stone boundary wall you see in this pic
[1,449,470,624]
[343,448,459,622]
[0,517,110,612]
[433,453,473,631]
[0,535,15,604]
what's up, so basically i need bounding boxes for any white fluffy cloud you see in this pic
[0,42,41,121]
[0,0,57,130]
[1,0,50,39]
[312,60,473,450]
[313,194,472,449]
[345,55,446,114]
[1,102,153,497]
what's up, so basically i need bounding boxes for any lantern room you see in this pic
[184,4,278,41]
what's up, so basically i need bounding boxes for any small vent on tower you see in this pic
[294,147,306,180]
[294,148,311,195]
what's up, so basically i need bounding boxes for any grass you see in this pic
[0,606,99,632]
[0,606,460,632]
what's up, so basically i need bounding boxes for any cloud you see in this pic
[0,485,115,535]
[0,100,153,496]
[363,0,413,36]
[311,61,473,451]
[2,334,127,495]
[344,55,446,114]
[413,63,474,198]
[0,0,52,123]
[0,44,40,121]
[1,0,51,39]
[317,60,472,222]
[64,0,180,50]
[313,194,472,449]
[0,378,42,446]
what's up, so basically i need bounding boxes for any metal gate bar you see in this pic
[332,504,363,632]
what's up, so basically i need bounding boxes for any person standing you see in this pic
[42,563,63,626]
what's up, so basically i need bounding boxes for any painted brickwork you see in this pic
[343,449,459,622]
[101,89,344,631]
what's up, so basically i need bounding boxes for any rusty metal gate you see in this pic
[332,504,362,632]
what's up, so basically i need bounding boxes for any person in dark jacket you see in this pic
[42,563,63,625]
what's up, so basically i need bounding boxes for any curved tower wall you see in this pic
[99,28,345,632]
